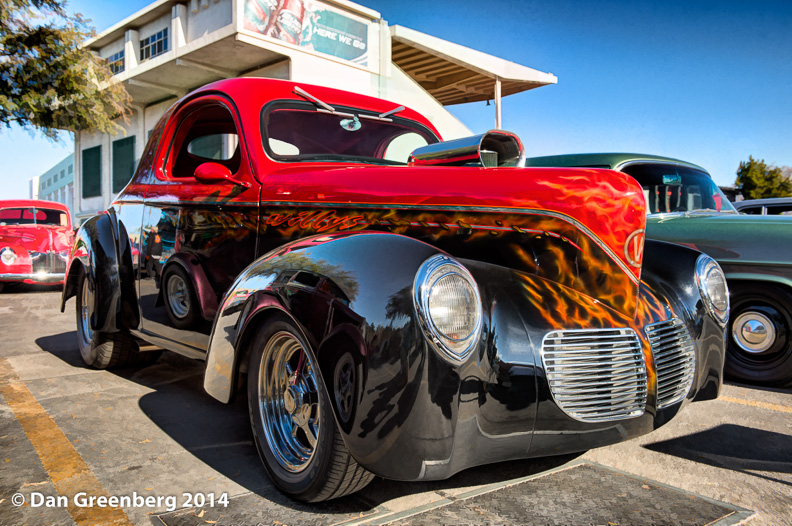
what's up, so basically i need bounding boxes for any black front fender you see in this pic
[61,209,140,332]
[204,232,455,477]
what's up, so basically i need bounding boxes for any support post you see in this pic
[494,77,502,130]
[124,29,140,70]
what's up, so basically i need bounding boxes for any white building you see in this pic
[74,0,557,223]
[32,154,76,219]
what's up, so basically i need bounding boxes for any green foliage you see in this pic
[735,156,792,200]
[0,0,130,139]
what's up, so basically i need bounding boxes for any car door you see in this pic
[138,95,260,356]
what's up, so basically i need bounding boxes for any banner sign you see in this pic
[244,0,369,66]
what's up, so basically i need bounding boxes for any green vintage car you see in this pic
[525,153,792,386]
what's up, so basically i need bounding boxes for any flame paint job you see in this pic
[257,162,646,283]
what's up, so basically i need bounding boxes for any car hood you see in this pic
[646,212,792,264]
[0,225,74,253]
[263,164,648,316]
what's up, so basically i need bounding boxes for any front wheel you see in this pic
[247,318,373,501]
[726,283,792,385]
[76,272,160,369]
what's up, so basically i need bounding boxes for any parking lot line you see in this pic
[0,357,133,526]
[720,395,792,414]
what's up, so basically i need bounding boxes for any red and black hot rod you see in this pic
[62,78,727,502]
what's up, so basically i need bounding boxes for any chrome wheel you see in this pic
[726,283,792,385]
[258,331,320,473]
[733,311,776,354]
[78,276,94,349]
[166,273,190,319]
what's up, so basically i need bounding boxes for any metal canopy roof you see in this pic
[390,25,557,107]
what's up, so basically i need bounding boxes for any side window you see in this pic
[770,205,792,216]
[188,134,238,160]
[167,103,241,179]
[382,132,429,163]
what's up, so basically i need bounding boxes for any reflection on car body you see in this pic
[63,80,727,502]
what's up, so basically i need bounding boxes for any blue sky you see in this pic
[1,0,790,199]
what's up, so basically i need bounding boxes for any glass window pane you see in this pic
[82,145,102,198]
[112,136,136,193]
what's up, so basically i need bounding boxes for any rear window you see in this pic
[261,102,438,165]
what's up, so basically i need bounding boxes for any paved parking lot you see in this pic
[1,288,790,525]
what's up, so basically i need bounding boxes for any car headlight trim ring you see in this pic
[413,254,483,364]
[0,247,17,266]
[695,254,729,325]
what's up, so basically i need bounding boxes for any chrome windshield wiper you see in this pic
[293,86,399,122]
[293,86,335,112]
[378,105,404,119]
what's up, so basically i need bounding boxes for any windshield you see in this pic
[621,163,737,214]
[0,207,69,227]
[261,103,439,165]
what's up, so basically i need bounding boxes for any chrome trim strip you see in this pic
[0,272,65,282]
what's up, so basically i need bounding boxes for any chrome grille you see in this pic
[29,252,67,274]
[541,328,647,422]
[645,318,695,409]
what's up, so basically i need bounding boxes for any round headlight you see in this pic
[696,255,729,325]
[0,247,16,266]
[414,254,482,363]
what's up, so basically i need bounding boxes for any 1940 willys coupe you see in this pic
[63,79,727,502]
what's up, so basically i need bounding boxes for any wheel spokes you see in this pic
[258,331,322,473]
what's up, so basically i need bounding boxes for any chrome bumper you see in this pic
[1,273,65,283]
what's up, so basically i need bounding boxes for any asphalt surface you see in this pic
[1,287,790,526]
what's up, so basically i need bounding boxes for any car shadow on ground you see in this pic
[643,423,792,487]
[724,378,792,393]
[34,332,582,513]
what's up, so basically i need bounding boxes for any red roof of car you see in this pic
[0,199,71,213]
[186,77,442,139]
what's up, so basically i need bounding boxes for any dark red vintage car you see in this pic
[0,199,73,289]
[62,78,727,502]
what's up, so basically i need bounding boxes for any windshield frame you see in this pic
[260,100,440,165]
[617,160,738,215]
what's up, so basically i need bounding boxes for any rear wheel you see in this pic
[76,272,160,369]
[247,318,373,501]
[163,265,199,329]
[726,283,792,385]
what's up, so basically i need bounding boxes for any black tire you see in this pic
[76,272,161,369]
[247,317,373,502]
[162,265,199,329]
[726,282,792,385]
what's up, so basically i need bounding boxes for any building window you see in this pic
[112,136,136,193]
[82,146,102,198]
[107,50,125,74]
[68,165,73,174]
[140,28,168,62]
[60,169,65,180]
